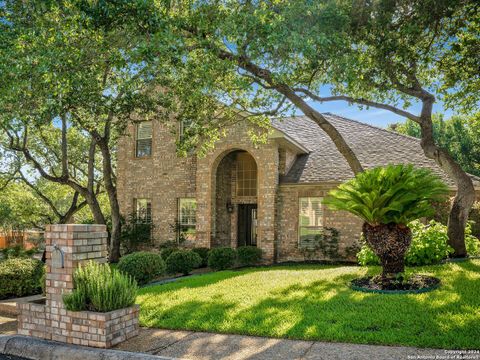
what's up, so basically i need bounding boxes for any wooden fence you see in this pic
[0,230,42,249]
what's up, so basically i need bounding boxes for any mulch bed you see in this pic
[351,274,441,294]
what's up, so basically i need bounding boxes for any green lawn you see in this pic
[137,260,480,349]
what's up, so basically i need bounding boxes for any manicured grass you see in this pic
[137,260,480,349]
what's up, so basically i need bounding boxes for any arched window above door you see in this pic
[236,152,257,197]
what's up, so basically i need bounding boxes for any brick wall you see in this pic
[214,153,234,247]
[195,121,279,261]
[276,184,363,262]
[117,118,365,263]
[117,121,197,243]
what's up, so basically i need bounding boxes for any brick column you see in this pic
[45,224,108,307]
[17,224,108,343]
[45,224,108,343]
[256,147,279,262]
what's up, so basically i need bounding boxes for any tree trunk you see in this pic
[83,192,106,226]
[446,188,471,257]
[219,51,364,175]
[362,222,412,281]
[96,137,122,262]
[275,84,364,174]
[418,100,475,257]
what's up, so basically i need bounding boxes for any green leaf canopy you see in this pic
[323,164,449,226]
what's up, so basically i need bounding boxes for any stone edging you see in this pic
[0,335,172,360]
[442,256,480,264]
[350,282,441,295]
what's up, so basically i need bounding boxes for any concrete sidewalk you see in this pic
[114,327,448,360]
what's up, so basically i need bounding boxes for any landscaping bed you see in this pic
[137,260,480,349]
[350,274,440,294]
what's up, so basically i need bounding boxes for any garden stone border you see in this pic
[350,281,441,295]
[442,256,480,264]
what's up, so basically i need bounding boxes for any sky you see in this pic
[307,100,453,128]
[289,86,454,129]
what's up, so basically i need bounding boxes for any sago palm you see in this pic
[324,164,448,280]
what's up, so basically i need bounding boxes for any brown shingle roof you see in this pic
[272,113,480,187]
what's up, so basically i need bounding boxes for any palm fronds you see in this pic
[323,164,449,225]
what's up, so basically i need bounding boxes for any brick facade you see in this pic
[117,119,366,263]
[17,224,139,348]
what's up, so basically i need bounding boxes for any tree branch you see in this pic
[292,88,421,122]
[60,115,69,178]
[17,170,62,219]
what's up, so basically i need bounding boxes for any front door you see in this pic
[237,204,257,247]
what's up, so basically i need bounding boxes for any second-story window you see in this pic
[179,119,193,142]
[136,121,152,158]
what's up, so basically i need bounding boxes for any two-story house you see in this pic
[117,113,479,263]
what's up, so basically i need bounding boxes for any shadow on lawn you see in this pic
[139,261,480,349]
[139,264,347,293]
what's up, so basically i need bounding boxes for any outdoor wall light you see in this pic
[226,201,234,213]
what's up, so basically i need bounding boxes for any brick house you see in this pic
[117,113,480,263]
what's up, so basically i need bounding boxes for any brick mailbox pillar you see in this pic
[45,224,108,316]
[17,224,139,348]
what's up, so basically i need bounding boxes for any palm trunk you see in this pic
[362,222,412,281]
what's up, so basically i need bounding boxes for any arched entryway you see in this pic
[213,150,258,248]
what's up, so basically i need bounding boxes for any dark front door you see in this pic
[237,204,257,247]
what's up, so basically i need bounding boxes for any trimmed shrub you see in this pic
[466,222,480,256]
[357,240,380,266]
[159,240,180,249]
[63,261,137,312]
[160,247,177,261]
[208,247,237,271]
[120,212,154,255]
[117,251,165,285]
[356,220,479,266]
[469,201,480,238]
[1,245,37,259]
[405,220,454,265]
[191,247,210,267]
[166,250,201,275]
[237,246,262,266]
[0,258,45,299]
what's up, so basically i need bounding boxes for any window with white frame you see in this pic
[135,198,152,223]
[135,121,152,157]
[178,198,196,240]
[298,197,323,246]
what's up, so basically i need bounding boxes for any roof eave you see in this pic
[269,129,310,154]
